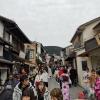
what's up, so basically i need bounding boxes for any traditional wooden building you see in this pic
[0,16,31,85]
[71,17,100,86]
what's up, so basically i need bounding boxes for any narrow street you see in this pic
[0,1,100,100]
[48,77,60,91]
[48,77,83,100]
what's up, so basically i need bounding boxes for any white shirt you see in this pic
[48,66,52,77]
[41,72,48,82]
[83,71,90,83]
[35,74,42,83]
[54,70,59,78]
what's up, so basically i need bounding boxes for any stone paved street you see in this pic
[48,77,83,100]
[70,86,83,100]
[48,77,60,91]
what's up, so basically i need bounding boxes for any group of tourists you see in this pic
[81,68,100,100]
[51,67,100,100]
[0,60,100,100]
[0,59,77,100]
[0,65,50,100]
[52,65,77,100]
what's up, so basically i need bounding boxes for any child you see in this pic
[37,81,49,100]
[95,69,100,100]
[50,88,63,100]
[61,69,70,100]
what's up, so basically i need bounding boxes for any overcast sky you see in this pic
[0,0,100,47]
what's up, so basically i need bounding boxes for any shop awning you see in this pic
[0,58,13,65]
[12,54,25,62]
[78,46,100,57]
[65,52,76,61]
[65,57,73,61]
[0,67,8,69]
[78,51,89,57]
[25,60,36,67]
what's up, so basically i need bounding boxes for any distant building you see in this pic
[62,45,76,68]
[33,41,47,65]
[25,43,37,66]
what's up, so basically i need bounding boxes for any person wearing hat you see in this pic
[13,75,37,100]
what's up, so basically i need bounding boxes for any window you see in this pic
[29,50,34,59]
[25,49,30,60]
[82,61,87,71]
[20,42,24,52]
[3,32,10,42]
[12,36,19,50]
[25,49,34,59]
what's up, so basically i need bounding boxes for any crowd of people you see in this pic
[81,68,100,100]
[0,65,49,100]
[51,67,100,100]
[0,61,100,100]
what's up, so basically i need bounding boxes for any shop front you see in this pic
[89,47,100,70]
[85,35,100,70]
[0,60,13,86]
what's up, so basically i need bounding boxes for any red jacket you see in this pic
[59,69,64,77]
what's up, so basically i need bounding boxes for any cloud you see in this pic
[0,0,100,47]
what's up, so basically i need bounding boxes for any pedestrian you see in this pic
[41,69,49,87]
[34,70,42,88]
[0,74,20,100]
[50,88,63,100]
[88,69,96,99]
[0,87,13,100]
[51,65,56,76]
[47,65,52,78]
[82,67,90,98]
[95,69,100,100]
[54,67,59,83]
[68,66,71,75]
[13,74,20,87]
[4,74,15,89]
[59,67,64,88]
[13,75,37,100]
[22,87,33,100]
[29,76,34,86]
[70,67,77,86]
[37,81,49,100]
[33,67,39,80]
[59,67,64,77]
[61,69,70,100]
[20,67,29,76]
